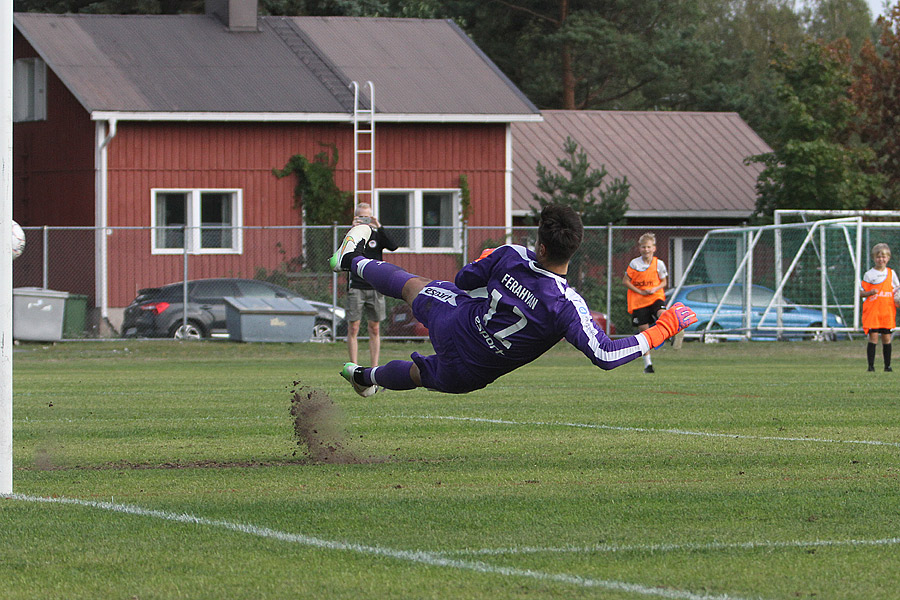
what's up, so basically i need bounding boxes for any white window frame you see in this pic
[670,235,741,286]
[150,188,243,255]
[13,58,47,122]
[669,237,702,287]
[374,188,462,253]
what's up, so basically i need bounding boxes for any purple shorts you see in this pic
[409,281,489,394]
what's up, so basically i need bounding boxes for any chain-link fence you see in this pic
[11,220,899,341]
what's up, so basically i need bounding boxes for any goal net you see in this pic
[670,211,900,341]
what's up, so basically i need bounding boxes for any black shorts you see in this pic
[630,299,667,327]
[868,328,893,335]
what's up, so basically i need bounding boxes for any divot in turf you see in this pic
[289,381,386,464]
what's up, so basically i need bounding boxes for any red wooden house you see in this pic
[12,2,540,331]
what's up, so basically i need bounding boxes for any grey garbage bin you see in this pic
[224,296,317,342]
[13,287,70,341]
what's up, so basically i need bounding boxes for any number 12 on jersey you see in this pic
[482,289,528,349]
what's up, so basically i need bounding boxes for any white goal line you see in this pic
[3,493,760,600]
[440,537,900,558]
[385,414,900,449]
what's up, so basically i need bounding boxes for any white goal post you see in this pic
[2,0,14,495]
[668,213,893,341]
[774,210,900,335]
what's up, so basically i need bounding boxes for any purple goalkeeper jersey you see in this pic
[410,244,648,392]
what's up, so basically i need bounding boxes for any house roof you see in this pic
[13,13,540,123]
[511,110,771,218]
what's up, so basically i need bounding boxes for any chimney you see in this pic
[206,0,258,32]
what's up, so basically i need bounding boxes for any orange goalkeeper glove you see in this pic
[640,302,697,349]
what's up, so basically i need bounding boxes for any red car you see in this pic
[384,303,616,339]
[384,303,429,338]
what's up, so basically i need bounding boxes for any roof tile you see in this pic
[512,111,771,217]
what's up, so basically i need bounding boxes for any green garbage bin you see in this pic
[63,294,89,339]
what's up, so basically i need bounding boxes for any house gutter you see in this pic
[95,118,117,333]
[91,111,543,124]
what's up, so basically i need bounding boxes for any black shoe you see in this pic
[643,365,655,374]
[886,366,893,372]
[868,365,876,372]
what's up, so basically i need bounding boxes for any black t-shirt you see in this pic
[349,227,399,290]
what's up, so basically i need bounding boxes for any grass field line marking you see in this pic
[13,415,281,424]
[4,493,759,600]
[440,537,900,557]
[392,414,900,449]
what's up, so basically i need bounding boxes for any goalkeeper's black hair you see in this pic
[538,204,583,263]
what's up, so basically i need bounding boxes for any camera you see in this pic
[358,216,372,224]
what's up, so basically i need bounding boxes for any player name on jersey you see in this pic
[500,273,539,310]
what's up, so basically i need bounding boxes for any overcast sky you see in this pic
[866,0,890,18]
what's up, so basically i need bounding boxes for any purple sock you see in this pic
[364,360,418,390]
[349,256,416,299]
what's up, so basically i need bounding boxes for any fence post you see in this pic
[332,222,339,341]
[606,223,613,335]
[743,230,752,338]
[42,225,49,289]
[462,221,468,264]
[182,225,189,336]
[854,221,863,329]
[820,225,828,338]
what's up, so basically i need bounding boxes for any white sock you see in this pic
[643,354,652,367]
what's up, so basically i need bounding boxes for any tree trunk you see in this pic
[559,0,575,109]
[562,42,575,109]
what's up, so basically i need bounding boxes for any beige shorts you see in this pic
[346,287,386,322]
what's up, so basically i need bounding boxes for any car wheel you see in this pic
[806,323,835,342]
[696,322,722,343]
[169,321,206,340]
[311,320,334,343]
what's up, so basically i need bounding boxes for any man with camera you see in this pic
[345,202,398,368]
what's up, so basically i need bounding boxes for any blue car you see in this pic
[668,283,846,340]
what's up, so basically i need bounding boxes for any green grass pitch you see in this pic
[2,339,900,599]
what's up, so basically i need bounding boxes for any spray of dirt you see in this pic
[290,381,384,464]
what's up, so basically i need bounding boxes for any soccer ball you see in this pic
[11,220,25,259]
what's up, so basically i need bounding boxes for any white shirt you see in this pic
[860,267,900,292]
[628,257,668,279]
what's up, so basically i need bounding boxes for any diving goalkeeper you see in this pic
[330,203,696,396]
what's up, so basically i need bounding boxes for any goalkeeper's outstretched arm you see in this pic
[640,303,697,349]
[563,301,697,371]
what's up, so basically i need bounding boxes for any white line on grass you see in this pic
[390,414,900,449]
[4,493,759,600]
[13,415,281,424]
[440,537,900,557]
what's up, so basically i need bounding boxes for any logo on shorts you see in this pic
[422,286,457,306]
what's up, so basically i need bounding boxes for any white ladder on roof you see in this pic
[351,81,375,209]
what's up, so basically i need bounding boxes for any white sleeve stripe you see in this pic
[636,333,650,354]
[565,288,642,362]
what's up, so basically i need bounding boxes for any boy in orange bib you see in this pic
[623,232,669,373]
[860,243,900,372]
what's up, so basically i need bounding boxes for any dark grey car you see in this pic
[121,278,346,341]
